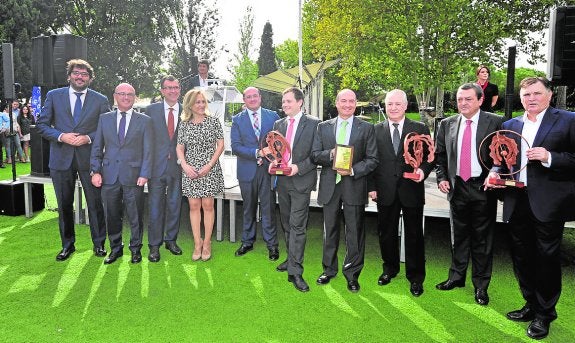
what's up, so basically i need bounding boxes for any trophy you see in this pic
[479,130,526,188]
[332,144,354,172]
[403,132,435,180]
[261,130,292,175]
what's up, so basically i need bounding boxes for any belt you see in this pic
[458,176,483,183]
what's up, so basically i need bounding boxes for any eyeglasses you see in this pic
[71,71,90,77]
[162,86,180,91]
[115,92,136,98]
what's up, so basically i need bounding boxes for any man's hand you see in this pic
[61,133,90,146]
[438,180,450,194]
[136,177,147,187]
[91,173,102,188]
[411,168,425,183]
[527,147,549,163]
[483,171,505,190]
[337,169,351,176]
[287,164,299,176]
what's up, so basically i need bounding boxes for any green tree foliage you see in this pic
[275,39,299,69]
[168,0,220,80]
[230,6,258,92]
[257,22,277,75]
[0,0,54,101]
[51,0,179,98]
[304,0,564,116]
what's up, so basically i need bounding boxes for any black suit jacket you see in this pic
[273,114,320,193]
[312,116,379,205]
[435,110,503,200]
[499,107,575,222]
[369,118,434,207]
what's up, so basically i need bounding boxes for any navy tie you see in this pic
[73,92,83,124]
[118,112,126,146]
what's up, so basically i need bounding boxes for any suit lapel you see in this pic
[533,108,558,147]
[449,115,460,156]
[349,117,361,145]
[476,111,490,148]
[292,115,307,146]
[61,88,74,123]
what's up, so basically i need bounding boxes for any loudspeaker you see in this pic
[2,43,15,99]
[548,6,575,85]
[0,181,45,216]
[30,126,50,177]
[31,34,88,86]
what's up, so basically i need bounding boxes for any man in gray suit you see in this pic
[311,89,378,293]
[273,87,319,292]
[90,83,153,264]
[435,83,503,305]
[36,59,110,261]
[146,75,183,262]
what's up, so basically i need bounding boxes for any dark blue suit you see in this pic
[36,87,110,250]
[146,102,183,248]
[499,107,575,322]
[231,107,279,248]
[90,110,153,253]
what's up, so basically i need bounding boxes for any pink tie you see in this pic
[460,119,472,181]
[284,118,295,163]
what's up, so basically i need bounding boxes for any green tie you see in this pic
[336,120,348,183]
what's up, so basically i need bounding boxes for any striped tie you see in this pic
[252,112,260,140]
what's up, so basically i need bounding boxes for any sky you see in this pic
[210,0,300,79]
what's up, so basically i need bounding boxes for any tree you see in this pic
[230,6,258,92]
[168,0,220,81]
[304,0,565,118]
[256,22,281,110]
[0,0,57,101]
[50,0,179,98]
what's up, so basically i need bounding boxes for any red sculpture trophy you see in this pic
[261,130,292,175]
[403,132,435,180]
[479,130,526,188]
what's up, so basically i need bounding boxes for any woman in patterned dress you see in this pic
[176,89,224,261]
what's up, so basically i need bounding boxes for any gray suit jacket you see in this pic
[312,116,378,205]
[273,114,320,193]
[90,110,153,186]
[435,110,503,200]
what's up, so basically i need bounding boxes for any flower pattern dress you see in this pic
[177,115,224,198]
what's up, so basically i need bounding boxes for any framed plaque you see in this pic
[261,130,292,175]
[479,129,527,188]
[333,144,354,172]
[403,132,435,180]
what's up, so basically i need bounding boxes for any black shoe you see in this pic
[527,318,550,340]
[235,244,253,256]
[93,245,107,257]
[435,279,465,290]
[0,163,4,168]
[474,288,489,305]
[148,246,160,262]
[104,251,123,264]
[131,250,142,264]
[410,282,424,297]
[506,306,536,322]
[165,241,182,255]
[56,246,75,261]
[276,260,288,272]
[288,275,310,292]
[347,280,360,293]
[268,247,279,261]
[316,273,334,285]
[377,273,395,286]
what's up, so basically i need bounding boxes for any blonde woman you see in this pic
[176,89,224,261]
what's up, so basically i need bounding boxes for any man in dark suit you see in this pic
[231,86,280,260]
[435,83,502,305]
[90,83,153,264]
[368,89,433,297]
[487,77,575,340]
[189,59,216,88]
[145,75,183,262]
[311,89,378,293]
[272,87,319,292]
[36,59,110,261]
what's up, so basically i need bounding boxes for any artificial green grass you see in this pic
[1,163,574,342]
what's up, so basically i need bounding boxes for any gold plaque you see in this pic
[333,144,354,172]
